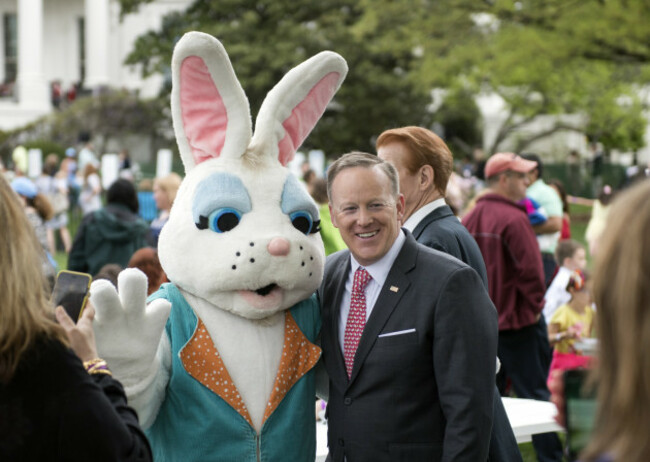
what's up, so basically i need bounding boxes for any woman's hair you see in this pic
[42,153,60,176]
[59,157,74,176]
[106,178,139,214]
[83,162,98,182]
[30,193,54,222]
[0,176,67,383]
[154,173,182,208]
[128,247,167,295]
[582,179,650,461]
[138,178,154,192]
[548,179,569,214]
[597,184,615,205]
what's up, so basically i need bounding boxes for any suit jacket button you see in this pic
[338,438,345,447]
[344,397,352,405]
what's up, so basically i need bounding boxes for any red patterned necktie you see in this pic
[344,267,372,379]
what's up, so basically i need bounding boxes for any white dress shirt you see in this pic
[338,231,406,352]
[402,198,447,232]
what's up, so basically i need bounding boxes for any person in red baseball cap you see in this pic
[484,152,538,181]
[463,152,563,462]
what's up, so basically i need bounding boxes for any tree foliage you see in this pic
[0,91,170,163]
[351,0,649,155]
[432,86,483,157]
[117,0,649,158]
[121,0,433,156]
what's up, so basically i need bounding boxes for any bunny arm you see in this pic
[89,269,172,428]
[126,334,171,429]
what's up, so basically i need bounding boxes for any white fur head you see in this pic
[158,32,347,320]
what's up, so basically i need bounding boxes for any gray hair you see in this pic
[326,151,399,202]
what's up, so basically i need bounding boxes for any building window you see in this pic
[3,13,16,83]
[78,17,85,84]
[1,13,16,98]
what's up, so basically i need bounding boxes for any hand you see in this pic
[548,369,566,428]
[89,268,171,387]
[55,303,99,362]
[569,323,583,340]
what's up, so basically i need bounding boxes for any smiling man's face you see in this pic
[329,165,404,266]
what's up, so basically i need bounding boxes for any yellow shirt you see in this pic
[550,304,594,353]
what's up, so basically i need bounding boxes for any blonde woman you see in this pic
[0,175,152,461]
[551,179,650,462]
[149,172,182,247]
[578,179,650,462]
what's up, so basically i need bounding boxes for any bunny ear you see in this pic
[171,32,252,173]
[250,51,348,166]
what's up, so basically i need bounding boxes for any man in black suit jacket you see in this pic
[377,126,522,461]
[319,152,498,461]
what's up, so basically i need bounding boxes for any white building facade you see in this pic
[0,0,190,130]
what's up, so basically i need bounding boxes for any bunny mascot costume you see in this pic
[89,32,347,461]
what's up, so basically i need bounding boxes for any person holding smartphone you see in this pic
[0,175,152,462]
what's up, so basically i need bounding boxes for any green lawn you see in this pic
[519,433,567,461]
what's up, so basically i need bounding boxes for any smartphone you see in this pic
[51,270,92,322]
[564,369,598,461]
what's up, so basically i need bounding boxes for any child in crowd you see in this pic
[11,176,57,287]
[542,239,587,323]
[547,270,594,383]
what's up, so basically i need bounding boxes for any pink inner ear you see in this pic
[180,56,228,165]
[277,72,341,166]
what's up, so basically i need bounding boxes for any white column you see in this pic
[84,0,110,88]
[17,0,48,108]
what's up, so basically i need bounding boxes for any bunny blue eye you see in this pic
[207,208,242,233]
[192,172,252,231]
[290,211,320,235]
[281,174,320,235]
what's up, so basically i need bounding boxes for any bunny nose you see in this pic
[267,237,290,256]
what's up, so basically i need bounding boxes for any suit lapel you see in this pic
[325,254,352,386]
[411,205,454,240]
[347,232,419,386]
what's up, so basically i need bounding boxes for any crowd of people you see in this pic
[1,127,649,461]
[0,141,181,294]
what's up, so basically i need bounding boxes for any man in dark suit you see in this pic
[319,151,498,461]
[376,126,488,286]
[377,126,522,461]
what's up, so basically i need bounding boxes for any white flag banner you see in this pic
[156,149,173,178]
[101,153,120,189]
